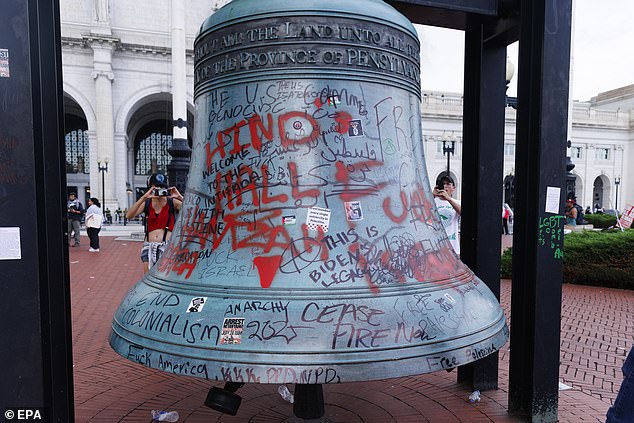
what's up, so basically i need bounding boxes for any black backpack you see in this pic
[574,203,585,225]
[143,197,175,242]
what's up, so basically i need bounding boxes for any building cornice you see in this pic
[61,36,194,58]
[419,92,632,131]
[82,33,120,47]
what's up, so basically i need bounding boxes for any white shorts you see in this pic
[140,241,166,268]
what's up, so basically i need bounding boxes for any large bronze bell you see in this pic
[110,0,508,390]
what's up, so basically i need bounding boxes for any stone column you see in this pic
[167,0,191,193]
[90,38,118,210]
[583,144,590,207]
[86,129,98,202]
[586,144,595,207]
[127,140,136,208]
[114,132,128,208]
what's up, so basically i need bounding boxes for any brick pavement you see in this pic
[69,234,628,422]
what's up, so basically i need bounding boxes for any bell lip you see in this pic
[197,0,419,41]
[108,319,508,383]
[110,311,507,357]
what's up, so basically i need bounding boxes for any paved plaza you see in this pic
[69,227,631,422]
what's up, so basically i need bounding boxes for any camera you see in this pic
[154,188,169,196]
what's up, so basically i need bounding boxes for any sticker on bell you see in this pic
[186,297,207,312]
[282,215,296,225]
[220,318,245,345]
[344,201,363,221]
[0,49,9,78]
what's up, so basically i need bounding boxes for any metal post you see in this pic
[614,176,621,212]
[508,0,572,420]
[167,0,191,194]
[125,185,132,225]
[446,141,451,175]
[442,139,455,177]
[101,166,105,208]
[458,22,506,391]
[98,161,108,212]
[293,384,325,420]
[0,0,74,420]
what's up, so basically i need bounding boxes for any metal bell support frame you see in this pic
[110,0,508,404]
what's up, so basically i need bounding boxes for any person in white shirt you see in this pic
[85,197,104,252]
[433,175,461,254]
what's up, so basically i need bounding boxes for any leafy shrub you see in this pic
[564,230,634,288]
[500,229,634,289]
[584,213,618,228]
[500,247,513,278]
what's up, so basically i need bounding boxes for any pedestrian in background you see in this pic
[67,192,84,247]
[606,346,634,422]
[433,175,461,255]
[565,199,577,226]
[502,202,513,235]
[85,197,103,252]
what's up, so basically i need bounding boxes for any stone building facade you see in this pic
[422,88,633,212]
[61,0,633,213]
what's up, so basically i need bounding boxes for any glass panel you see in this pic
[64,129,90,174]
[135,131,173,175]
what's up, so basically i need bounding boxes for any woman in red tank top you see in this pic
[146,201,177,233]
[126,173,183,272]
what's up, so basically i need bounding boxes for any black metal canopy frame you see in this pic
[1,0,570,421]
[388,1,571,420]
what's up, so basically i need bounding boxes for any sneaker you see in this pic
[89,248,99,252]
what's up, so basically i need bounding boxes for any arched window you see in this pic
[65,126,90,174]
[134,121,173,176]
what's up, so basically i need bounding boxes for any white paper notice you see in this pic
[545,187,561,214]
[0,49,10,78]
[0,227,21,260]
[306,207,331,232]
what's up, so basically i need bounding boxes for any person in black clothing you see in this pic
[67,192,84,247]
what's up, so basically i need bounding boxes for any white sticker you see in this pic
[186,297,207,313]
[344,201,364,221]
[545,186,561,214]
[220,317,245,345]
[306,207,331,232]
[0,227,21,260]
[0,49,9,78]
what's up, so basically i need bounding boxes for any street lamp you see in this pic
[506,56,517,109]
[125,183,133,226]
[615,177,621,212]
[442,132,456,178]
[98,158,109,213]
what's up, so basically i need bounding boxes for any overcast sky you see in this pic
[415,1,634,102]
